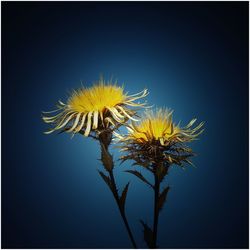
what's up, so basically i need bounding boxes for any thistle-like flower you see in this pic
[116,108,204,248]
[42,78,148,137]
[42,78,148,248]
[116,108,204,169]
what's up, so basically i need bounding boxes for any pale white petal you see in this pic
[68,113,81,132]
[109,107,124,118]
[126,89,148,98]
[116,106,138,121]
[84,111,93,136]
[126,89,148,102]
[160,137,165,146]
[42,107,64,114]
[54,111,75,129]
[75,113,87,133]
[42,112,64,123]
[44,129,56,134]
[104,117,115,127]
[92,110,99,129]
[58,100,66,106]
[124,101,147,107]
[106,107,123,122]
[185,118,197,129]
[113,131,124,140]
[56,113,76,130]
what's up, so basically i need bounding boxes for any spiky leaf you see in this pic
[132,160,151,169]
[119,182,130,212]
[157,186,170,212]
[125,170,153,188]
[140,220,154,248]
[98,170,113,192]
[156,163,168,183]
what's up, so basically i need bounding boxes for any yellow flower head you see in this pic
[127,109,179,145]
[42,78,148,137]
[116,108,204,167]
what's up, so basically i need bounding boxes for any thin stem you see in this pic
[153,166,160,249]
[109,170,137,249]
[98,133,137,248]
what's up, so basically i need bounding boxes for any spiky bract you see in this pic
[116,108,204,169]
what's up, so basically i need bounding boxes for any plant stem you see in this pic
[98,132,137,248]
[108,170,137,249]
[153,166,160,249]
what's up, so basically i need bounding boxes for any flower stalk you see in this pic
[151,162,170,248]
[98,130,137,248]
[153,165,160,248]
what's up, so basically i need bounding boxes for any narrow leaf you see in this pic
[98,170,113,192]
[100,143,114,171]
[119,182,130,212]
[132,161,150,169]
[157,186,170,212]
[125,170,153,188]
[156,163,168,183]
[140,220,154,248]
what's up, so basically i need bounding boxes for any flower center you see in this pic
[68,84,126,113]
[132,117,179,143]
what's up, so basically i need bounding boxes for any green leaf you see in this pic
[157,186,170,212]
[140,220,154,248]
[125,170,153,188]
[119,182,130,212]
[98,170,113,192]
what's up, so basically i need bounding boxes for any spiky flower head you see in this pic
[42,78,148,137]
[116,108,204,169]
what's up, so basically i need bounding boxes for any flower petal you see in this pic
[68,113,81,132]
[75,113,87,133]
[92,110,99,129]
[84,111,93,136]
[56,112,77,130]
[116,105,138,121]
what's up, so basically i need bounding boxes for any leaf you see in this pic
[157,186,170,212]
[125,170,153,188]
[98,170,113,192]
[100,143,114,171]
[132,160,150,169]
[140,220,154,248]
[155,163,168,183]
[119,182,130,212]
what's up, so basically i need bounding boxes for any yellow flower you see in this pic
[42,78,148,137]
[126,109,179,144]
[116,108,204,167]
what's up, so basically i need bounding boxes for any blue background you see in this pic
[2,2,249,249]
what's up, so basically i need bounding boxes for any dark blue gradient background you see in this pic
[2,2,249,249]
